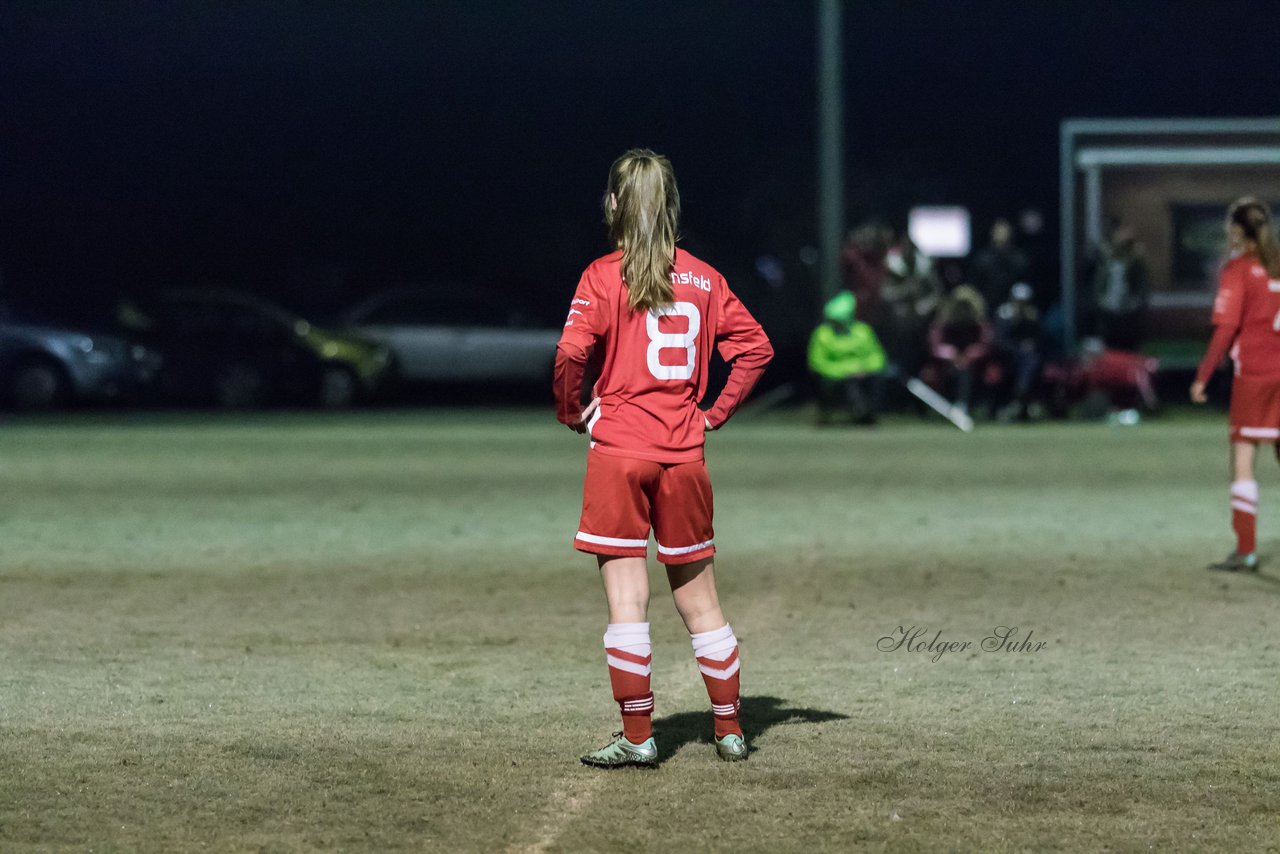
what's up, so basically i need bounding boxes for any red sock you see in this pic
[604,623,652,743]
[692,624,741,739]
[1231,480,1258,555]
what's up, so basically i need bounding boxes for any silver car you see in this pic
[342,289,560,383]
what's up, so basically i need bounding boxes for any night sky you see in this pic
[2,1,1277,326]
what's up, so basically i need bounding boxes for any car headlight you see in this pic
[78,336,129,364]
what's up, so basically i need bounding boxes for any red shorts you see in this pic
[1230,374,1280,442]
[574,450,715,565]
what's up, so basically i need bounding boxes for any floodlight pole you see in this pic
[817,0,844,302]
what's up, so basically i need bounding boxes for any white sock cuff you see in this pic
[1232,480,1259,502]
[604,622,651,652]
[691,623,737,659]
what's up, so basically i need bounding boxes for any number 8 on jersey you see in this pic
[646,302,700,381]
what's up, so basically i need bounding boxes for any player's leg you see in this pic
[1216,440,1260,571]
[666,560,747,760]
[1215,376,1269,571]
[653,461,747,760]
[575,453,660,767]
[667,557,724,633]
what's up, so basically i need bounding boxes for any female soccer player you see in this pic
[1191,198,1280,571]
[554,149,773,767]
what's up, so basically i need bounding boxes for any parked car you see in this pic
[0,315,162,410]
[341,288,560,383]
[127,289,392,408]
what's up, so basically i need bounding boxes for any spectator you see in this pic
[1043,337,1158,418]
[1091,221,1150,350]
[808,291,886,425]
[841,222,891,326]
[972,218,1030,311]
[882,235,942,378]
[994,283,1043,421]
[924,285,997,415]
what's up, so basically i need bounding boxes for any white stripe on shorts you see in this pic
[656,538,714,556]
[1239,427,1280,439]
[576,531,648,548]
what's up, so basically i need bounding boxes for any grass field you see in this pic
[2,409,1279,852]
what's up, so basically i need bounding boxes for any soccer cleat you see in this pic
[580,732,657,769]
[1207,551,1259,572]
[714,733,749,762]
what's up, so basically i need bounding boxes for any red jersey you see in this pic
[554,248,773,463]
[1196,253,1280,384]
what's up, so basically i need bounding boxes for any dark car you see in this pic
[0,315,162,410]
[130,289,392,408]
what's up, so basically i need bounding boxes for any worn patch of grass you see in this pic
[2,410,1278,851]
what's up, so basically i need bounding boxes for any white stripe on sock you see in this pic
[1232,480,1259,502]
[691,624,738,660]
[606,655,651,677]
[698,658,741,680]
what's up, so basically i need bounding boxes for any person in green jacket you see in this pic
[808,290,887,425]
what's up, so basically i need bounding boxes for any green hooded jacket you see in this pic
[808,291,887,379]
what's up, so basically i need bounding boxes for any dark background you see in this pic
[2,0,1276,334]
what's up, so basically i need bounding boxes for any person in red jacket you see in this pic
[555,149,773,767]
[1191,198,1280,572]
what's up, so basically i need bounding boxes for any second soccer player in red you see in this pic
[555,149,773,767]
[1191,197,1280,571]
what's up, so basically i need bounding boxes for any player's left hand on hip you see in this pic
[575,397,600,433]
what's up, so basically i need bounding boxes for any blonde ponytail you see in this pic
[1230,196,1280,278]
[603,149,680,313]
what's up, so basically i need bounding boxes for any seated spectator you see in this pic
[808,291,886,425]
[994,282,1043,421]
[922,285,999,416]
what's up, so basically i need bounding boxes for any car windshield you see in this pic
[168,292,301,327]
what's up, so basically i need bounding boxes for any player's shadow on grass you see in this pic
[651,695,848,766]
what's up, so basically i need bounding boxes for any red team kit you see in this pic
[1197,252,1280,442]
[554,248,773,563]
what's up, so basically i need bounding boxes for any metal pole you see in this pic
[1059,121,1077,353]
[1084,165,1103,248]
[817,0,844,302]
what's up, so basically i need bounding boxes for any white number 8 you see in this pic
[646,302,700,380]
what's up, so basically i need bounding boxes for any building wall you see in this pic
[1102,166,1280,295]
[1099,167,1280,340]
